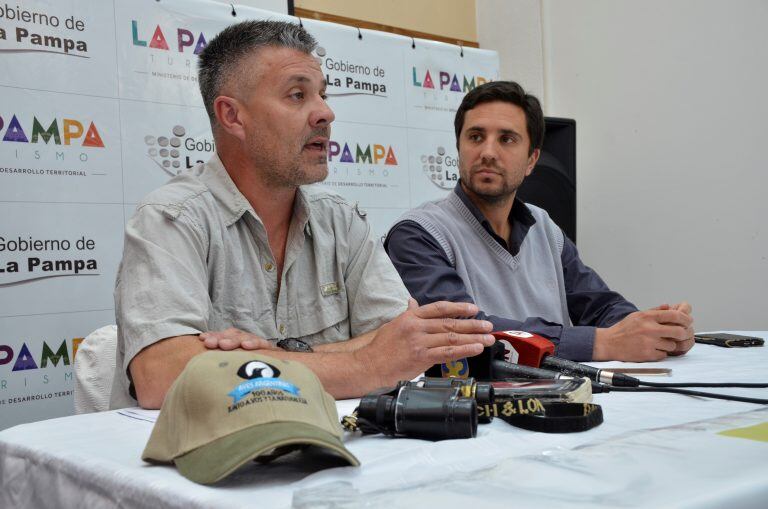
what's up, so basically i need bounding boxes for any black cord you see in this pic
[602,385,768,404]
[640,380,768,388]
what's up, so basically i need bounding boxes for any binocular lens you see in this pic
[395,387,478,440]
[419,377,494,423]
[358,386,477,441]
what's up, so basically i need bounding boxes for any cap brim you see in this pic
[174,421,360,484]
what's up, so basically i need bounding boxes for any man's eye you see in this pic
[501,136,515,144]
[291,91,304,100]
[321,93,328,101]
[469,133,482,142]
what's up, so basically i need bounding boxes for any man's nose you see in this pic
[309,97,335,127]
[479,139,498,163]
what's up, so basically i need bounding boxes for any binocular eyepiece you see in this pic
[355,377,494,440]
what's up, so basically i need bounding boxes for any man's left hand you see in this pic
[198,328,276,351]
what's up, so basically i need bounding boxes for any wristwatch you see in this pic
[276,337,314,353]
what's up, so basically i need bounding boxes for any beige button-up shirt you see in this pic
[110,154,409,408]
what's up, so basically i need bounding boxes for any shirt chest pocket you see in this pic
[292,285,350,346]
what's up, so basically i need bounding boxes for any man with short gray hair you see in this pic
[111,20,494,410]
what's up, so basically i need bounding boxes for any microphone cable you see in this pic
[491,360,768,404]
[635,380,768,389]
[539,355,768,389]
[592,384,768,405]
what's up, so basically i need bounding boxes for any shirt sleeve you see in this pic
[115,203,212,374]
[561,233,638,328]
[385,220,598,361]
[343,208,410,336]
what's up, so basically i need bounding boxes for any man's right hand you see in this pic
[354,299,495,389]
[593,308,694,361]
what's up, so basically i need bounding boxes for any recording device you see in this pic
[355,383,478,441]
[694,333,764,348]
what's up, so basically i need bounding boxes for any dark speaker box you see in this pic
[516,117,576,243]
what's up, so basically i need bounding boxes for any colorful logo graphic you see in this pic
[0,115,104,147]
[131,20,207,54]
[228,360,300,404]
[440,359,469,378]
[145,124,214,176]
[421,145,458,189]
[329,140,398,165]
[412,67,488,92]
[0,337,83,372]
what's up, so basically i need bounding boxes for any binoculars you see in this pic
[355,377,494,441]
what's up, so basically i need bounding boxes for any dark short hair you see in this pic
[198,20,317,125]
[454,81,544,155]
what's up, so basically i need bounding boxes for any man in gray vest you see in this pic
[385,81,694,362]
[111,20,495,410]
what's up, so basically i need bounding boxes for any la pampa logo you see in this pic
[228,360,300,405]
[131,20,207,54]
[421,145,459,190]
[1,337,83,373]
[0,4,89,57]
[144,124,215,176]
[0,114,104,147]
[328,140,398,166]
[412,67,489,93]
[316,46,388,97]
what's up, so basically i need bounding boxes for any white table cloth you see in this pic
[2,332,767,508]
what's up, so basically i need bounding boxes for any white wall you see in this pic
[541,0,768,330]
[476,0,545,99]
[478,0,767,330]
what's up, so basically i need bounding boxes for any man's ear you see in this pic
[213,96,247,141]
[525,147,541,176]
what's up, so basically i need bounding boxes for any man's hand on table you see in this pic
[593,302,695,361]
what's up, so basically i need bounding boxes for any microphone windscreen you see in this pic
[492,331,555,367]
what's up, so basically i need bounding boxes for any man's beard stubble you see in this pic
[245,127,329,188]
[461,162,523,205]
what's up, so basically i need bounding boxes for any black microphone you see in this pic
[539,356,639,387]
[490,359,568,380]
[492,331,640,387]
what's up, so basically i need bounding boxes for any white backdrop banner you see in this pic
[0,0,498,429]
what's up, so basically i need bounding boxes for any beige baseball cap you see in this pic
[142,351,359,484]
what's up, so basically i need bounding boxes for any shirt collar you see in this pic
[453,180,535,232]
[199,152,311,230]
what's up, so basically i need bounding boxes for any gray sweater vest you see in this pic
[398,192,571,325]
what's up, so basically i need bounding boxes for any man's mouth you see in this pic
[474,167,499,176]
[303,137,328,152]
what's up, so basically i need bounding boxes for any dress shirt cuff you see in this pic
[553,326,596,362]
